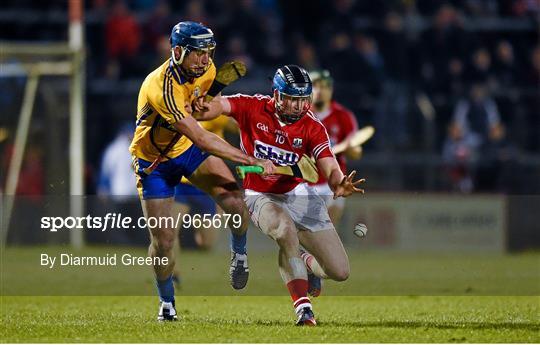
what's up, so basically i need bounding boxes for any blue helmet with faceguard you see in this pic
[170,21,216,76]
[272,65,313,123]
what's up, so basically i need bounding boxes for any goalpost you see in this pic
[1,0,85,248]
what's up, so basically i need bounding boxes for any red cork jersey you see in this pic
[226,94,334,194]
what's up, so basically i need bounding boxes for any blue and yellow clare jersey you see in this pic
[129,59,216,162]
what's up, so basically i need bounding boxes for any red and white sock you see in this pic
[293,296,312,315]
[287,279,311,314]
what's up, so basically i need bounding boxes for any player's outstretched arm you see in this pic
[192,96,231,121]
[317,156,365,199]
[173,116,274,173]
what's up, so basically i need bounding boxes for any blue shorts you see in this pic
[134,144,209,199]
[174,183,216,215]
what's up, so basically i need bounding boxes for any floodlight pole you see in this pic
[69,0,85,248]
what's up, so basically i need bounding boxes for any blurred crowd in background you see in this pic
[1,0,539,195]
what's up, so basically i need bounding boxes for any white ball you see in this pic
[353,223,368,238]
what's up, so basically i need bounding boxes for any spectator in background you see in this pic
[493,40,523,148]
[419,4,469,151]
[226,0,265,64]
[494,40,520,89]
[443,83,508,192]
[1,141,46,244]
[446,56,467,131]
[1,143,45,198]
[421,4,468,87]
[97,122,137,198]
[154,34,171,66]
[183,0,210,25]
[468,47,496,88]
[324,0,356,32]
[324,31,356,82]
[447,57,466,98]
[452,83,506,152]
[377,11,409,83]
[351,34,397,149]
[225,35,254,70]
[259,16,286,66]
[500,0,540,17]
[105,0,142,79]
[144,1,175,54]
[295,40,319,71]
[95,122,141,245]
[374,11,411,150]
[352,34,385,92]
[429,55,466,103]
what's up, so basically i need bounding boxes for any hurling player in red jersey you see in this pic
[194,65,365,326]
[308,70,362,226]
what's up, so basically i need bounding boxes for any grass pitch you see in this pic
[2,296,539,343]
[1,247,539,342]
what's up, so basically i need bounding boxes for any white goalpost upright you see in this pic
[68,0,86,249]
[1,0,86,248]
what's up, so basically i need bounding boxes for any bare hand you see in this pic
[251,158,275,175]
[333,170,365,199]
[192,96,210,113]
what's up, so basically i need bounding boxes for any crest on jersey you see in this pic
[194,86,201,98]
[292,138,303,148]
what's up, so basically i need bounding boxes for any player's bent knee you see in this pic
[158,237,175,254]
[216,192,249,230]
[150,232,175,255]
[333,268,350,282]
[214,189,243,211]
[228,196,249,219]
[327,264,350,281]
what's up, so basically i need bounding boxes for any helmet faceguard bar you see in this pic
[177,35,216,52]
[171,40,216,65]
[274,91,312,124]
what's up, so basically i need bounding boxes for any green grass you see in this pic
[2,246,539,296]
[1,296,539,342]
[1,247,539,342]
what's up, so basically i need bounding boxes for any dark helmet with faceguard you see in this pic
[272,65,313,123]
